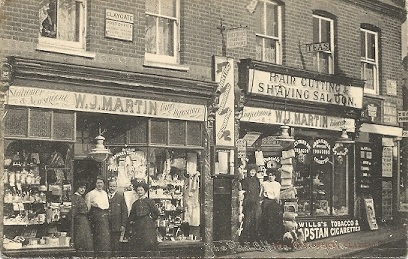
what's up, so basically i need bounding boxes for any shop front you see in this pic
[1,56,216,257]
[236,59,365,243]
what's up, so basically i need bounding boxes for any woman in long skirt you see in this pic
[85,176,111,257]
[72,182,94,256]
[126,181,160,255]
[260,168,284,243]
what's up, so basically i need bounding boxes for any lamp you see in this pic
[276,85,295,145]
[88,127,111,162]
[335,127,355,144]
[276,124,295,143]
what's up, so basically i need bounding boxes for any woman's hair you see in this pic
[246,164,258,172]
[75,180,87,191]
[95,175,105,184]
[265,168,281,181]
[132,179,149,192]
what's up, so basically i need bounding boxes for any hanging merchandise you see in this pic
[255,150,264,166]
[184,153,200,226]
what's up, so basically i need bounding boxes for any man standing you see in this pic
[85,176,111,257]
[108,178,128,256]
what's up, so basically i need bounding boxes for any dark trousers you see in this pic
[89,207,111,257]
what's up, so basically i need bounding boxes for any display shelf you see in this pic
[3,141,73,253]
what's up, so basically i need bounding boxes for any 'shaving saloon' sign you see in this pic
[247,69,363,109]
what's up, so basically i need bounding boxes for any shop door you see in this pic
[213,177,232,241]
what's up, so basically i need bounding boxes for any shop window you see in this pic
[294,138,350,216]
[145,0,180,64]
[3,140,73,251]
[107,147,202,242]
[360,26,379,95]
[38,0,89,56]
[29,109,52,138]
[5,107,76,142]
[255,0,283,64]
[4,107,28,137]
[312,13,334,74]
[187,122,202,146]
[169,121,186,145]
[53,111,75,140]
[150,120,168,144]
[128,119,148,144]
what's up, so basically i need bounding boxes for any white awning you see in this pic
[360,123,403,137]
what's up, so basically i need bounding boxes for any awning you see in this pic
[360,123,403,137]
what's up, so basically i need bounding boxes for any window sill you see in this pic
[363,93,385,100]
[143,59,189,72]
[36,43,96,59]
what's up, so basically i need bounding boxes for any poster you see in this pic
[364,198,378,230]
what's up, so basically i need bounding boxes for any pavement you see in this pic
[215,223,408,258]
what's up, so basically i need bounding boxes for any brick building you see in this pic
[0,0,406,258]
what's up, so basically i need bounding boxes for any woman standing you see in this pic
[240,164,261,242]
[260,168,283,243]
[126,181,160,254]
[72,181,94,256]
[85,176,111,257]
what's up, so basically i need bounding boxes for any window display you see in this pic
[293,137,350,217]
[3,140,72,251]
[107,147,201,242]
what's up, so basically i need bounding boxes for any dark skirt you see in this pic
[261,199,283,243]
[128,215,158,252]
[89,207,111,256]
[242,201,262,242]
[74,214,94,256]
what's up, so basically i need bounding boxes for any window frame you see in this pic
[255,0,283,64]
[360,28,379,95]
[144,0,181,65]
[38,0,87,52]
[312,14,335,74]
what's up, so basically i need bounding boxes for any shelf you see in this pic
[4,221,45,226]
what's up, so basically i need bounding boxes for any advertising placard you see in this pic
[364,198,378,230]
[213,56,235,147]
[297,219,360,242]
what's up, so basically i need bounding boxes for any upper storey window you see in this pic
[312,14,334,74]
[255,0,282,64]
[39,0,87,52]
[361,28,379,95]
[145,0,180,64]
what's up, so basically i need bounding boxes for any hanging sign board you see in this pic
[364,198,378,230]
[226,28,248,49]
[305,42,330,52]
[397,111,408,123]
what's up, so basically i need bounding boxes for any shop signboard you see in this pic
[247,69,363,108]
[297,219,360,242]
[7,86,206,121]
[361,98,382,123]
[241,106,355,132]
[382,147,393,177]
[213,56,235,147]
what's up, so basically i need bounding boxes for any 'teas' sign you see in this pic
[398,111,408,122]
[305,42,330,52]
